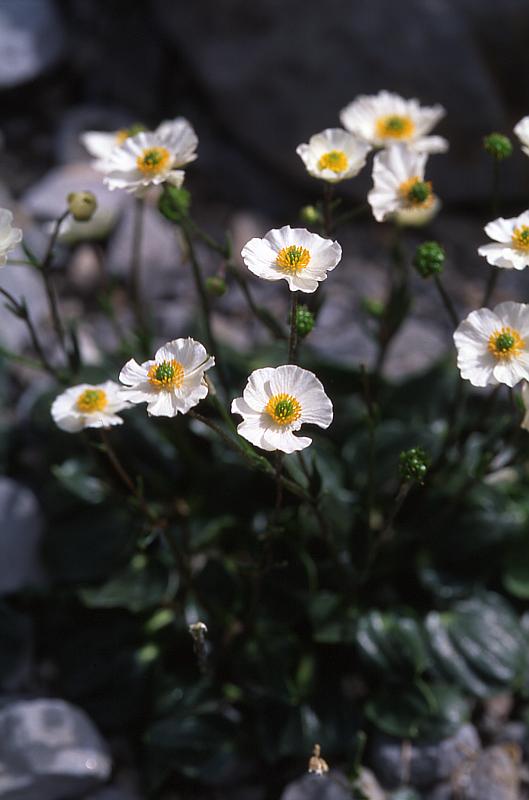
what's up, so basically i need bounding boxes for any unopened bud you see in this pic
[413,241,445,278]
[300,205,322,225]
[483,132,513,161]
[158,185,191,223]
[361,297,384,318]
[295,304,315,337]
[67,191,97,222]
[399,447,430,484]
[206,276,227,297]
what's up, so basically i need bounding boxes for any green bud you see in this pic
[413,241,445,278]
[295,304,315,337]
[483,132,513,160]
[158,185,191,223]
[206,276,227,297]
[67,190,97,222]
[300,205,323,225]
[399,447,430,484]
[361,297,385,318]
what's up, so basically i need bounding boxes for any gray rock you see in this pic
[0,0,65,88]
[0,478,45,596]
[21,164,124,232]
[358,767,387,800]
[454,744,520,800]
[0,698,112,800]
[152,0,526,206]
[281,770,352,800]
[424,785,453,800]
[370,724,481,789]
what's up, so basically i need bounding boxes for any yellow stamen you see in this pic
[76,388,108,413]
[147,359,185,389]
[487,326,525,360]
[375,114,415,140]
[317,149,349,174]
[276,245,311,274]
[136,146,171,176]
[265,393,302,426]
[511,225,529,252]
[116,129,130,145]
[399,176,434,208]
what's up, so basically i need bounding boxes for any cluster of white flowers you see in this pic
[296,90,447,228]
[39,96,529,446]
[452,113,529,429]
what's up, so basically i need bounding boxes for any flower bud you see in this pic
[67,191,97,222]
[295,304,315,337]
[361,297,385,318]
[300,205,323,225]
[399,447,430,484]
[158,185,191,223]
[206,276,227,297]
[413,241,445,278]
[483,132,513,161]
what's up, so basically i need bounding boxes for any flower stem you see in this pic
[482,159,501,307]
[129,196,152,348]
[322,184,334,235]
[181,222,229,395]
[288,292,299,364]
[433,275,459,327]
[40,210,72,368]
[0,286,63,381]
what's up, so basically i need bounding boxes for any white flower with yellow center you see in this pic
[367,145,439,223]
[454,302,529,388]
[296,128,371,183]
[118,337,214,417]
[231,365,333,453]
[51,381,129,433]
[81,123,148,171]
[102,118,198,193]
[241,226,342,293]
[514,116,529,157]
[478,211,529,270]
[340,91,448,154]
[0,208,22,265]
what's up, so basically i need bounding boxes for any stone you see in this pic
[280,770,352,800]
[357,767,386,800]
[152,0,527,207]
[0,478,45,595]
[0,698,112,799]
[453,744,520,800]
[424,785,453,800]
[0,0,65,89]
[370,724,481,790]
[21,164,124,234]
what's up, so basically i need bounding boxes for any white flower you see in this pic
[296,128,371,183]
[81,123,148,171]
[340,91,448,154]
[119,337,214,417]
[51,381,129,433]
[454,302,529,388]
[514,116,529,157]
[367,145,439,223]
[241,226,342,293]
[231,365,333,453]
[478,211,529,270]
[521,382,529,431]
[102,118,198,193]
[0,208,22,265]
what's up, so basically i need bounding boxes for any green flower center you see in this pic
[494,332,515,352]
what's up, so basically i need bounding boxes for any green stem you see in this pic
[227,264,286,339]
[433,276,459,327]
[288,292,299,363]
[322,184,334,236]
[0,286,63,381]
[181,222,228,394]
[482,159,501,307]
[40,210,71,366]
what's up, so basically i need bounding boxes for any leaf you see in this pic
[356,610,428,676]
[52,459,107,504]
[365,682,469,739]
[80,554,174,612]
[503,538,529,599]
